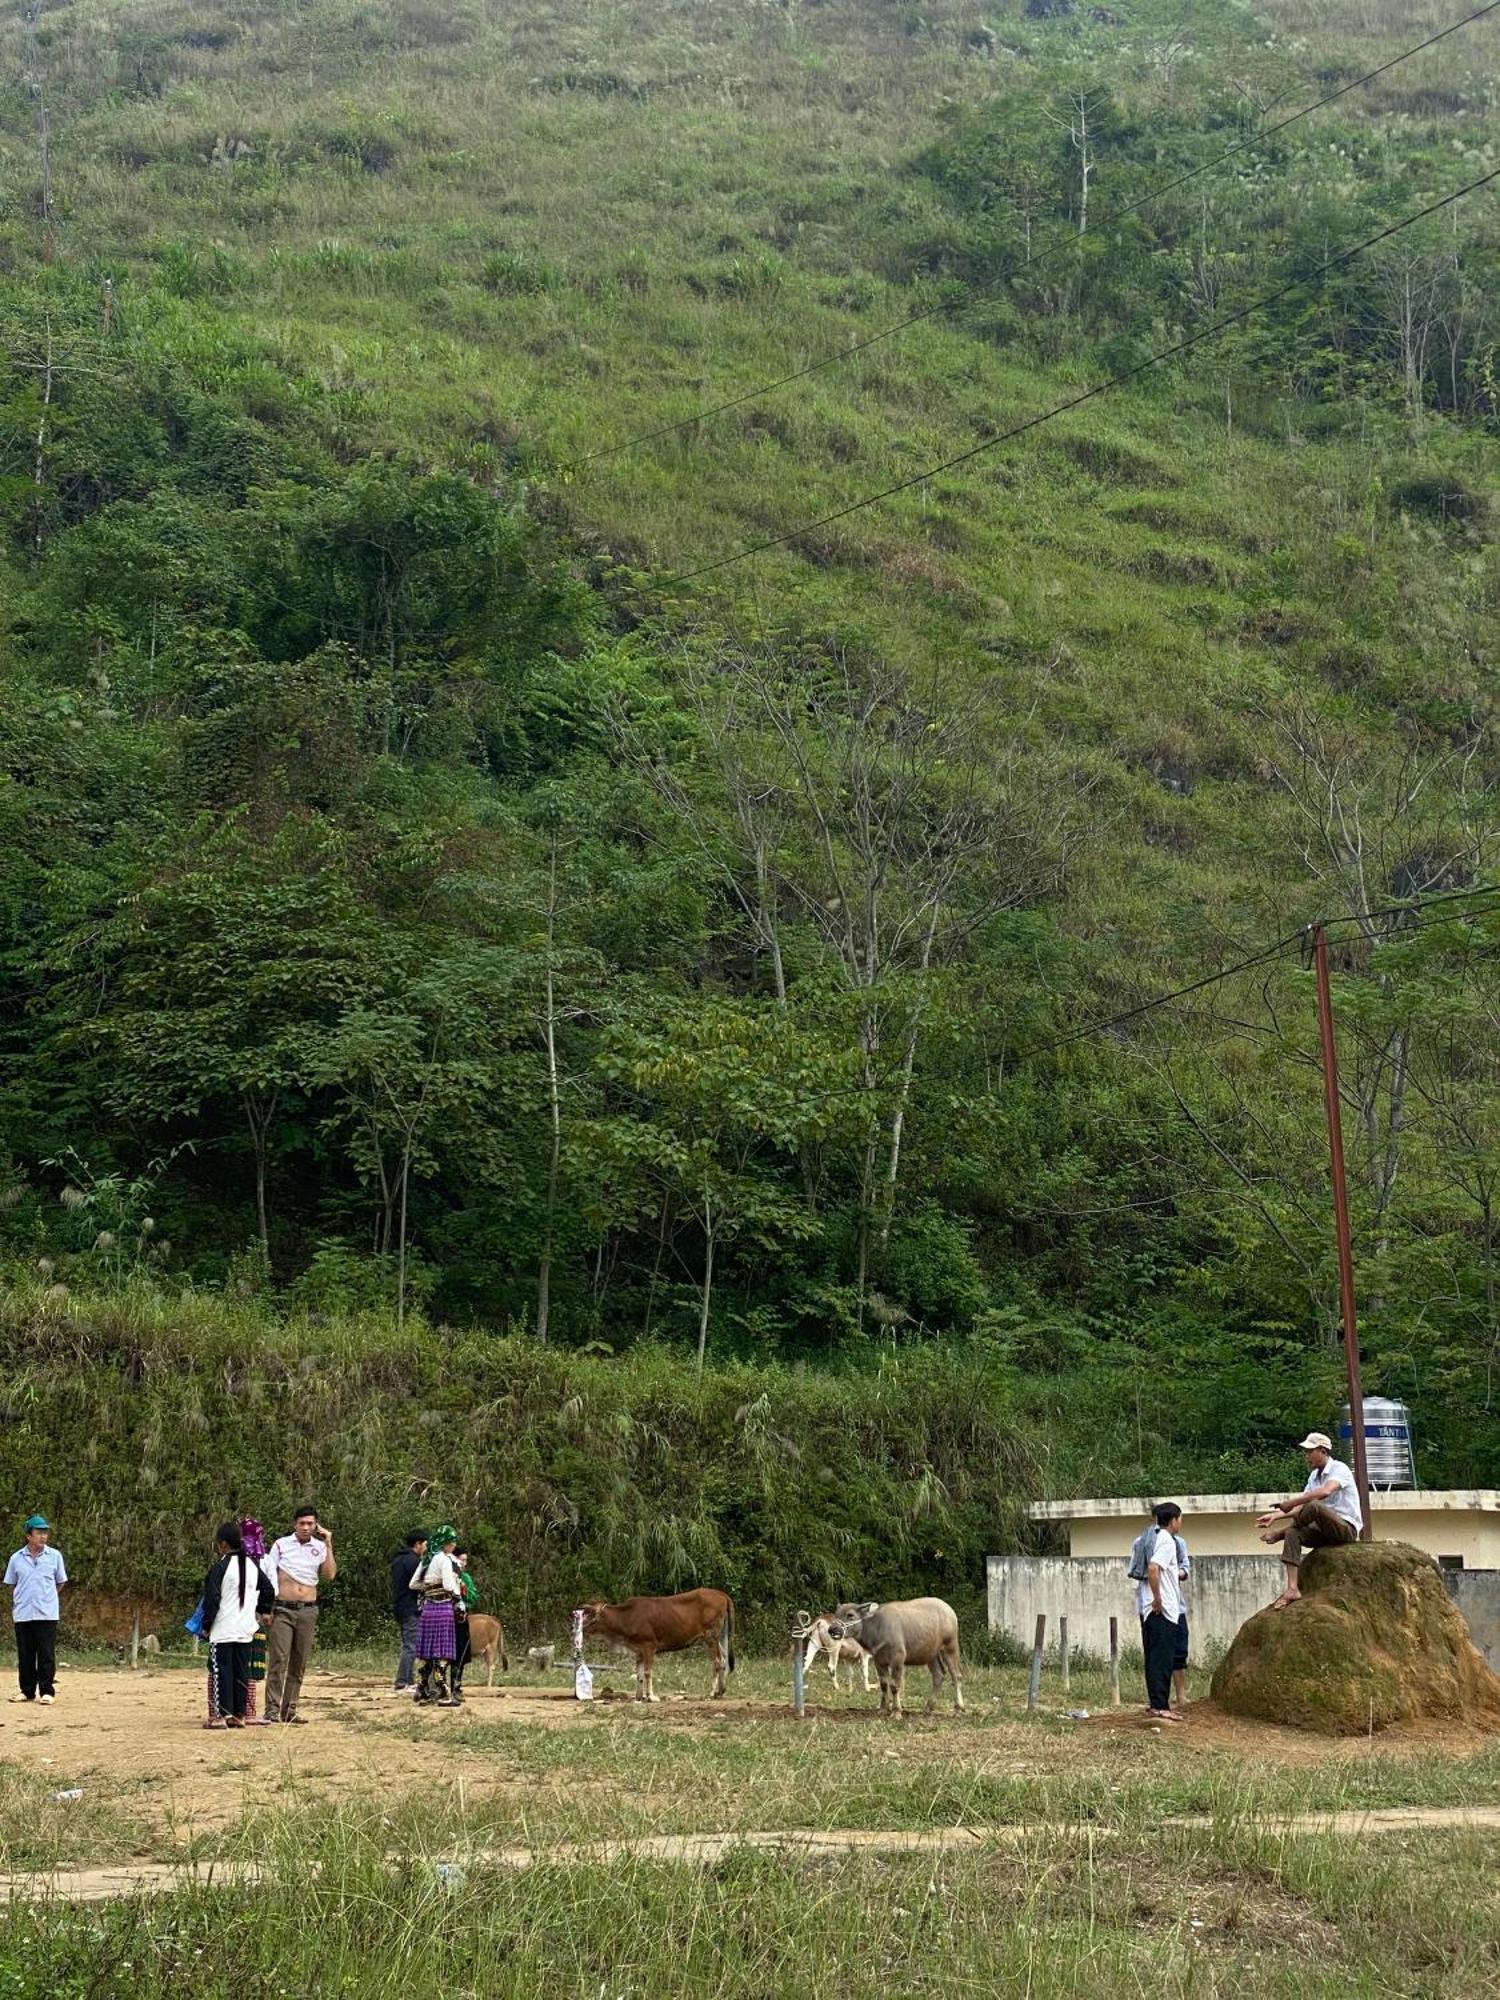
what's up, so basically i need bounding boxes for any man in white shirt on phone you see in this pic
[263,1506,336,1724]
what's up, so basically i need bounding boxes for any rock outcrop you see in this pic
[1210,1540,1500,1734]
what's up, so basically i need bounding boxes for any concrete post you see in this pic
[1027,1613,1046,1712]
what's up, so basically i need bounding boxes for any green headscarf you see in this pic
[431,1523,458,1548]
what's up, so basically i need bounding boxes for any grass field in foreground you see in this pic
[3,1805,1499,1998]
[2,1651,1499,1995]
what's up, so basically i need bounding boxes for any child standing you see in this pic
[240,1518,271,1724]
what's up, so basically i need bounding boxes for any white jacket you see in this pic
[207,1553,272,1644]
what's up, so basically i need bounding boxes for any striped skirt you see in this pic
[245,1627,268,1720]
[416,1598,457,1662]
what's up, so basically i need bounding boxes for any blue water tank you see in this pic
[1339,1397,1415,1489]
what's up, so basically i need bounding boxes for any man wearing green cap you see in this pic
[4,1516,68,1704]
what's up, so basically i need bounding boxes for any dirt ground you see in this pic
[3,1665,886,1838]
[1082,1699,1500,1763]
[2,1668,598,1839]
[6,1664,1497,1846]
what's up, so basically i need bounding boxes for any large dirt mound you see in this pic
[1210,1541,1500,1735]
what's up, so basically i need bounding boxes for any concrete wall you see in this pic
[1066,1508,1500,1564]
[986,1554,1283,1661]
[1446,1571,1500,1668]
[987,1555,1500,1667]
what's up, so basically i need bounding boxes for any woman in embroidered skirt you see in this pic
[414,1526,462,1707]
[240,1518,271,1724]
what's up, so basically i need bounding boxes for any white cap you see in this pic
[1297,1430,1333,1451]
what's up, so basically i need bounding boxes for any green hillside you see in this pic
[2,0,1499,1512]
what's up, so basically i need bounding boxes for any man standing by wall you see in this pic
[4,1514,67,1705]
[1257,1430,1364,1608]
[388,1529,427,1696]
[1136,1501,1184,1724]
[263,1507,336,1724]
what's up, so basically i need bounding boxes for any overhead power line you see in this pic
[1028,929,1309,1060]
[661,167,1500,586]
[1024,886,1500,1067]
[570,1,1500,471]
[1315,880,1500,935]
[780,884,1500,1113]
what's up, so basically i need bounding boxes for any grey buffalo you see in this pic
[828,1597,964,1716]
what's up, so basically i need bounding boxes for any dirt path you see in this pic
[6,1806,1500,1905]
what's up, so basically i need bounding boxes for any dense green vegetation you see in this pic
[2,0,1499,1516]
[0,1284,1049,1633]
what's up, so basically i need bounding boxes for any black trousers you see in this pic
[16,1620,58,1699]
[1140,1612,1177,1712]
[209,1641,252,1720]
[453,1617,472,1692]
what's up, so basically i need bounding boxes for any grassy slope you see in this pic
[3,5,1497,1444]
[6,21,1500,1993]
[13,0,1496,961]
[0,1282,1047,1634]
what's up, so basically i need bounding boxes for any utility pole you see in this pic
[1311,923,1373,1539]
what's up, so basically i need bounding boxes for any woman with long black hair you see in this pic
[202,1521,274,1730]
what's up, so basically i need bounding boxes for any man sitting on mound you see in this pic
[1256,1430,1365,1609]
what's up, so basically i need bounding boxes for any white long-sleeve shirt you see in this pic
[415,1551,461,1599]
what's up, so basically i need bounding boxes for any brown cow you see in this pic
[464,1613,509,1686]
[577,1588,735,1701]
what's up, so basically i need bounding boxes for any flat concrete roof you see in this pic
[1027,1490,1500,1521]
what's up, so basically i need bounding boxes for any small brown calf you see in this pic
[464,1613,509,1686]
